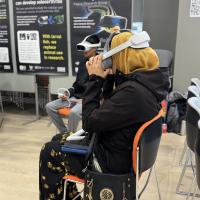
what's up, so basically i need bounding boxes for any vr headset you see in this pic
[77,35,101,52]
[99,15,127,29]
[102,31,151,69]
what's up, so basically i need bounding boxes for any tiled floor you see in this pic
[0,114,196,200]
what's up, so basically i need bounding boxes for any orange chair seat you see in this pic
[58,107,71,117]
[63,175,85,184]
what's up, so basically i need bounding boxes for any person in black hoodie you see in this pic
[45,35,100,134]
[39,31,169,200]
[83,31,169,174]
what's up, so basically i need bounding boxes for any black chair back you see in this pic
[139,117,162,174]
[187,85,200,99]
[155,49,173,90]
[195,120,200,189]
[186,97,200,151]
[191,78,200,91]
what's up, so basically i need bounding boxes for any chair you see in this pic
[155,49,173,90]
[191,78,200,91]
[133,109,163,200]
[188,85,200,99]
[192,120,200,199]
[176,97,200,197]
[184,98,200,200]
[58,107,71,117]
[61,110,163,200]
[179,85,200,165]
[48,107,71,128]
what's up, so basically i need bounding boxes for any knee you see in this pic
[45,102,51,113]
[69,110,80,118]
[40,141,54,160]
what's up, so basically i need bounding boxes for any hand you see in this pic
[86,54,111,78]
[59,95,68,101]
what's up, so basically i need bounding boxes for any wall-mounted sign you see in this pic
[70,0,133,75]
[13,0,68,74]
[190,0,200,17]
[0,0,13,73]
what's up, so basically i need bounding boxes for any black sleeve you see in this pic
[82,75,140,133]
[102,74,115,99]
[68,87,75,98]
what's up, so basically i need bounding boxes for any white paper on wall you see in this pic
[17,30,41,64]
[190,0,200,17]
[0,47,9,63]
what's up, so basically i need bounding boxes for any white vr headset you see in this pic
[77,35,101,52]
[102,31,150,69]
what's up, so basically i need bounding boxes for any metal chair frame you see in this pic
[176,97,200,197]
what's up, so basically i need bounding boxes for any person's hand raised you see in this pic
[86,54,111,78]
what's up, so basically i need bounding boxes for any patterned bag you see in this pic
[84,170,136,200]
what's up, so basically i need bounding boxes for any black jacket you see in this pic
[82,69,169,174]
[68,58,89,99]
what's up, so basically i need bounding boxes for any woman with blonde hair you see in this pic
[39,31,169,200]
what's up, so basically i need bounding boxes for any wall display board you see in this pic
[0,0,13,72]
[13,0,68,74]
[70,0,133,75]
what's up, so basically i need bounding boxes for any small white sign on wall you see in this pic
[190,0,200,17]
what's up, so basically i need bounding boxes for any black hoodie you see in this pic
[82,69,169,174]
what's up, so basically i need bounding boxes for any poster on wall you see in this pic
[70,0,133,75]
[190,0,200,17]
[0,0,13,73]
[13,0,68,74]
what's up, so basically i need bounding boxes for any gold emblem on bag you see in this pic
[100,188,114,200]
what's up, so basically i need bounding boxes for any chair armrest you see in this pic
[61,133,96,157]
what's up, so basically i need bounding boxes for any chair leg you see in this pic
[72,188,84,200]
[179,140,187,166]
[63,179,68,200]
[186,175,196,200]
[136,147,139,200]
[191,185,198,200]
[63,179,84,200]
[176,149,190,194]
[154,165,162,200]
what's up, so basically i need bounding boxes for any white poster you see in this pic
[0,47,9,63]
[190,0,200,17]
[17,30,41,64]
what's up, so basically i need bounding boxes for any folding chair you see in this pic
[179,85,200,166]
[155,49,173,90]
[133,109,163,200]
[191,120,200,199]
[61,110,163,200]
[176,97,200,196]
[48,107,71,128]
[58,107,71,117]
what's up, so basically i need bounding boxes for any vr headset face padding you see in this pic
[102,31,151,69]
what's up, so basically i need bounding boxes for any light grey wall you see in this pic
[174,0,200,93]
[143,0,179,53]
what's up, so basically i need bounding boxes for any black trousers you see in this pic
[39,133,87,200]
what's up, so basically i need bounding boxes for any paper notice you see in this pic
[0,47,9,63]
[190,0,200,17]
[17,30,41,64]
